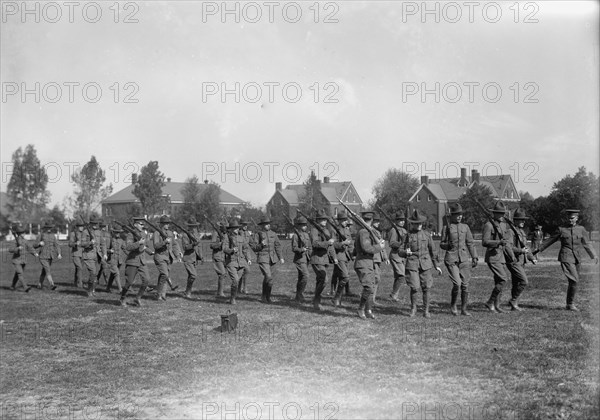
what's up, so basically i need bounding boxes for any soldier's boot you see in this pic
[106,274,114,293]
[509,297,522,311]
[372,284,380,307]
[566,281,579,311]
[184,279,194,299]
[135,286,146,307]
[87,279,96,297]
[230,285,237,305]
[332,285,343,307]
[345,282,352,296]
[47,274,57,291]
[366,295,376,319]
[157,280,167,301]
[423,290,431,318]
[450,286,459,316]
[119,288,128,307]
[237,275,245,295]
[295,280,306,303]
[265,279,273,303]
[390,277,401,302]
[216,276,225,298]
[485,291,498,313]
[409,289,418,317]
[461,291,471,316]
[357,297,367,320]
[261,281,268,303]
[313,295,321,311]
[494,292,505,313]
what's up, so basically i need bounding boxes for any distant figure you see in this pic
[531,225,543,252]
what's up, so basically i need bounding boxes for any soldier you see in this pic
[482,201,515,313]
[534,209,598,311]
[331,211,354,307]
[36,221,62,290]
[68,220,85,288]
[388,212,408,302]
[181,217,204,299]
[506,209,537,311]
[400,210,442,318]
[310,210,336,311]
[10,225,38,292]
[96,220,111,286]
[531,225,543,252]
[250,216,284,303]
[105,226,126,293]
[354,210,386,319]
[119,216,152,307]
[152,215,178,302]
[81,219,98,296]
[222,219,251,304]
[371,213,389,306]
[238,219,253,294]
[210,223,227,298]
[440,203,478,316]
[292,215,312,303]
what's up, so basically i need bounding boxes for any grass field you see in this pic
[1,240,599,419]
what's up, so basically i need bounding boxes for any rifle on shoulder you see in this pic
[171,220,199,245]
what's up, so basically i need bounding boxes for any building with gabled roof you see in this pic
[409,168,520,234]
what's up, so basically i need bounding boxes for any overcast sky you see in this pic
[1,1,598,211]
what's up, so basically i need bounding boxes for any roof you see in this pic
[277,181,358,205]
[410,174,518,202]
[102,182,246,205]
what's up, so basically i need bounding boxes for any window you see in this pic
[334,207,338,216]
[428,195,432,201]
[416,195,421,202]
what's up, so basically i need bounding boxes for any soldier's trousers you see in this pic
[312,264,329,302]
[487,262,509,301]
[562,262,581,306]
[332,260,350,290]
[38,258,55,286]
[97,255,109,283]
[107,261,122,291]
[72,256,83,286]
[390,258,406,297]
[123,264,149,290]
[445,261,471,292]
[12,262,29,289]
[406,268,433,293]
[294,261,310,297]
[354,264,375,306]
[226,264,244,288]
[507,262,528,301]
[184,260,198,283]
[213,261,225,280]
[83,258,97,286]
[155,259,172,296]
[259,261,276,287]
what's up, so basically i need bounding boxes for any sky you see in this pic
[1,1,598,212]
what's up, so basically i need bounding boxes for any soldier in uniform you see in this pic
[10,225,38,292]
[388,211,407,302]
[251,216,284,303]
[371,214,389,306]
[506,209,537,311]
[440,203,478,316]
[292,215,312,303]
[210,223,227,298]
[354,210,386,319]
[81,219,98,296]
[96,220,111,286]
[36,221,62,290]
[310,210,336,311]
[531,225,543,252]
[181,217,204,299]
[238,219,253,294]
[331,211,354,307]
[153,215,178,301]
[482,201,515,313]
[400,210,442,318]
[105,226,126,293]
[69,221,85,288]
[119,216,152,307]
[222,219,251,304]
[534,209,598,311]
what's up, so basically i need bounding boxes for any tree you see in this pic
[371,169,420,215]
[6,145,50,223]
[178,175,202,222]
[47,205,68,231]
[70,155,113,219]
[298,171,329,215]
[457,183,496,232]
[133,161,166,216]
[197,181,221,221]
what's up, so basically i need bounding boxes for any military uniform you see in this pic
[68,223,85,287]
[106,229,126,293]
[535,209,598,311]
[210,226,227,297]
[388,212,407,302]
[371,215,388,305]
[152,216,178,301]
[9,226,38,292]
[86,217,107,296]
[181,218,204,298]
[440,203,478,316]
[223,219,250,304]
[292,216,312,303]
[310,210,336,310]
[250,216,283,303]
[238,221,253,294]
[531,226,543,252]
[95,222,111,286]
[331,212,354,307]
[506,209,536,311]
[36,222,62,290]
[81,222,98,294]
[119,217,152,306]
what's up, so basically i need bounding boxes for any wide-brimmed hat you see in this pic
[315,210,329,221]
[361,211,375,220]
[395,211,406,221]
[535,224,542,229]
[565,209,580,216]
[111,226,123,233]
[258,216,271,225]
[159,215,171,224]
[295,216,308,225]
[489,202,507,214]
[89,215,100,225]
[336,211,348,221]
[240,219,249,225]
[75,220,85,227]
[449,203,463,214]
[227,219,240,229]
[373,213,381,222]
[512,208,529,220]
[186,217,199,226]
[133,216,146,223]
[408,209,427,224]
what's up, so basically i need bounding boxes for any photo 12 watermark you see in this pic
[199,401,339,420]
[399,1,539,24]
[401,161,540,184]
[200,1,339,24]
[202,82,339,104]
[0,402,140,420]
[401,82,539,104]
[1,1,140,23]
[2,82,140,104]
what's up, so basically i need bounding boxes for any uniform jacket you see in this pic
[250,230,282,264]
[441,223,477,264]
[125,230,151,267]
[152,228,177,263]
[510,226,535,265]
[36,232,61,260]
[387,226,407,263]
[333,225,354,262]
[10,237,38,264]
[537,225,597,263]
[223,231,250,268]
[400,230,439,272]
[310,227,334,265]
[354,228,383,270]
[482,220,514,264]
[107,235,127,266]
[182,229,203,263]
[292,230,312,263]
[81,230,97,260]
[68,230,84,257]
[93,228,107,258]
[210,230,225,262]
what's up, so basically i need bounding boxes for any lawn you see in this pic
[1,240,598,419]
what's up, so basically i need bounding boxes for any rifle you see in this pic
[79,215,94,239]
[375,204,402,235]
[283,213,306,252]
[440,203,451,250]
[312,206,348,242]
[145,218,168,240]
[171,220,199,245]
[336,198,380,243]
[204,214,225,242]
[473,199,515,262]
[9,226,21,249]
[249,217,263,242]
[504,210,533,264]
[297,209,331,240]
[113,220,142,241]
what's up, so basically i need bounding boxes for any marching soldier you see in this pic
[68,220,85,288]
[250,216,284,303]
[10,225,38,292]
[119,216,152,307]
[440,203,478,316]
[292,215,312,303]
[534,209,598,311]
[506,209,537,311]
[310,210,336,311]
[36,221,61,290]
[153,215,178,301]
[222,219,251,304]
[105,226,126,293]
[531,225,543,252]
[81,218,98,296]
[482,201,515,313]
[96,220,111,286]
[354,210,386,319]
[181,217,204,299]
[331,211,353,307]
[400,210,442,318]
[210,223,227,298]
[371,214,389,306]
[238,219,252,294]
[388,212,407,302]
[90,217,107,288]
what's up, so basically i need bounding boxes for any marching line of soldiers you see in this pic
[7,204,598,317]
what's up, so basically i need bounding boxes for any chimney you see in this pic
[131,173,138,184]
[460,168,467,179]
[204,179,209,184]
[472,170,480,183]
[421,175,429,185]
[323,177,330,183]
[167,177,171,183]
[276,182,282,191]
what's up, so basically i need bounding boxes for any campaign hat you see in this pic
[408,209,427,224]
